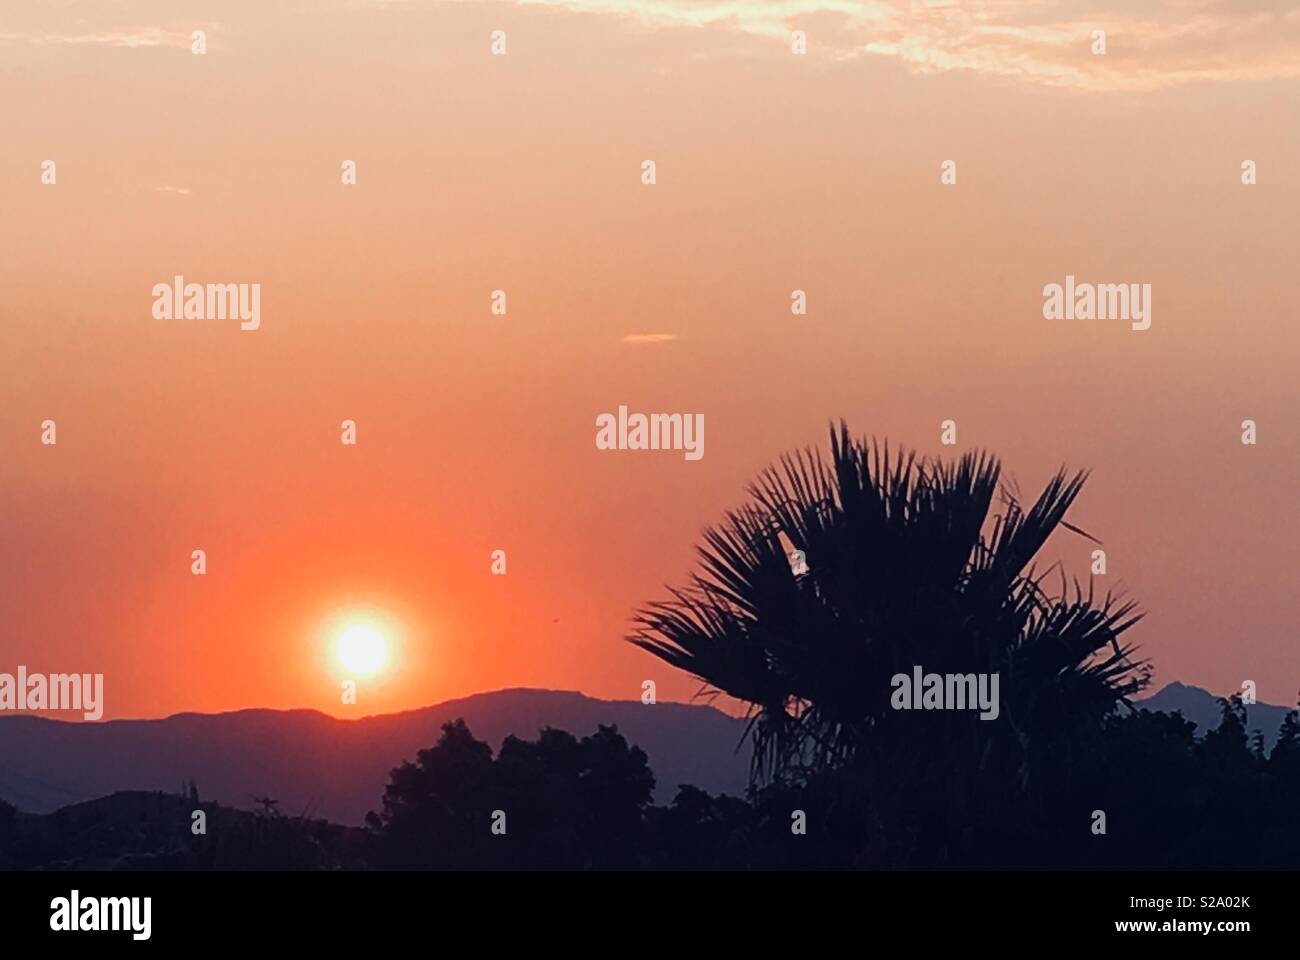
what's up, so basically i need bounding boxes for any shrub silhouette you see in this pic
[367,719,654,869]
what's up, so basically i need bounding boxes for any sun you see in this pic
[336,623,389,676]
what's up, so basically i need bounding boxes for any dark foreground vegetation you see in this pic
[3,700,1299,870]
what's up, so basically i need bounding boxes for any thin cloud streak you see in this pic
[492,0,1300,90]
[0,28,196,49]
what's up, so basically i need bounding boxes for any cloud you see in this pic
[517,0,891,34]
[493,0,1300,90]
[155,185,193,196]
[8,1,1295,89]
[622,333,678,344]
[0,28,189,49]
[0,21,220,50]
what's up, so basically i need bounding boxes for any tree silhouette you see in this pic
[1272,706,1300,778]
[368,719,654,869]
[630,424,1150,866]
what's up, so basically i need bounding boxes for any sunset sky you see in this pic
[2,0,1297,720]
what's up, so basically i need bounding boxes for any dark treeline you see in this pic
[362,704,1300,870]
[3,702,1298,870]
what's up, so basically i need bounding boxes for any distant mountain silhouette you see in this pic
[1,789,369,870]
[1138,681,1294,750]
[6,682,1286,831]
[0,689,750,824]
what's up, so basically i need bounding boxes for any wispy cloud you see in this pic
[155,185,193,197]
[0,25,216,50]
[622,333,678,344]
[516,0,890,34]
[485,0,1300,90]
[8,2,1295,89]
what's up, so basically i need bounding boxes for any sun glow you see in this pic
[336,623,389,676]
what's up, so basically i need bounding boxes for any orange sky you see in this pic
[2,1,1298,719]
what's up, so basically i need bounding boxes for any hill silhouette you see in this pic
[0,789,368,870]
[1138,680,1293,750]
[0,688,748,823]
[1,682,1290,825]
[8,691,1299,870]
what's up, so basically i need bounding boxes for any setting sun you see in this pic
[336,623,389,676]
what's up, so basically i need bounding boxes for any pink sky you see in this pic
[1,0,1297,718]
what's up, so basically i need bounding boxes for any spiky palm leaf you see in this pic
[630,422,1147,788]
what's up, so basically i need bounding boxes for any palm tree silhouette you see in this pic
[631,424,1149,860]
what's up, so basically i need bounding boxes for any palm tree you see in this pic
[630,423,1148,858]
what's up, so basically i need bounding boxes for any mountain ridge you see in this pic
[1137,680,1293,749]
[4,682,1292,827]
[0,687,751,822]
